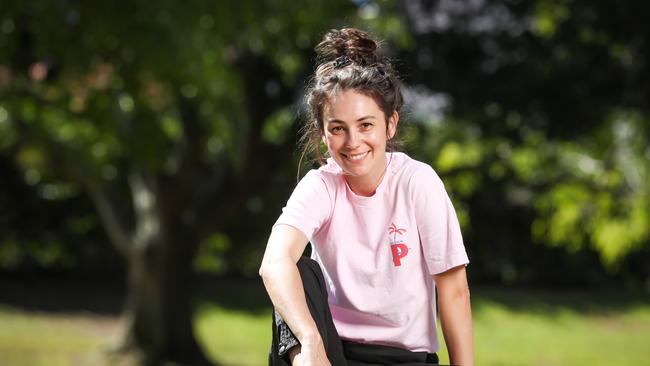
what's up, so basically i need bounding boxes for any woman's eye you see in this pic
[361,123,373,130]
[331,126,344,133]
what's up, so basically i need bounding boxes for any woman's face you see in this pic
[322,89,398,196]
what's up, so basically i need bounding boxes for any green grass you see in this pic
[1,287,649,365]
[468,288,650,366]
[195,303,271,366]
[0,305,123,366]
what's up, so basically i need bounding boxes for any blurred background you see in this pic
[0,0,648,365]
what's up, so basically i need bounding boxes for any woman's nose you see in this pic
[345,129,360,148]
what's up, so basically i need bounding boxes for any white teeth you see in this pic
[347,151,368,161]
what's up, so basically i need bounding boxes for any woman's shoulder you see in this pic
[391,152,441,182]
[388,153,449,202]
[297,162,342,191]
[317,157,343,174]
[307,158,347,185]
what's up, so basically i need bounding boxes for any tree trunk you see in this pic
[119,172,213,366]
[84,171,214,365]
[121,239,212,366]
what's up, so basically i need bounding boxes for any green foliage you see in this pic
[194,233,231,274]
[532,0,571,38]
[527,114,649,269]
[0,0,648,284]
[400,0,650,283]
[0,0,410,276]
[436,140,482,174]
[262,107,294,145]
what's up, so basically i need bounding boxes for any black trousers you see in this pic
[269,257,440,366]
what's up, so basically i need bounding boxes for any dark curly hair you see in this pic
[299,28,404,171]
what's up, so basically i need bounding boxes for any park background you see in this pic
[0,0,649,365]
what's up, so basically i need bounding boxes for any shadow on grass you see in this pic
[2,270,648,319]
[471,286,650,316]
[0,270,125,315]
[0,271,272,316]
[197,279,650,320]
[195,275,272,315]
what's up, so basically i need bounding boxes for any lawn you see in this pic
[0,286,649,365]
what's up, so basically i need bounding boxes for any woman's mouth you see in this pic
[343,151,370,162]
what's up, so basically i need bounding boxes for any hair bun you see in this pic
[315,28,380,65]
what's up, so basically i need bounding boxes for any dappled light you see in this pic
[0,0,648,365]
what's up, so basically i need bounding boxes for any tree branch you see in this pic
[78,172,134,258]
[12,111,135,258]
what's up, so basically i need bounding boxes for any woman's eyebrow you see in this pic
[326,118,346,124]
[326,115,376,123]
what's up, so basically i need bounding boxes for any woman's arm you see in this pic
[259,224,331,365]
[432,265,473,366]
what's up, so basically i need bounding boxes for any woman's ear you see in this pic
[387,111,399,139]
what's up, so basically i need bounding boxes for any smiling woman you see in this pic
[299,28,404,172]
[322,90,398,196]
[259,28,473,366]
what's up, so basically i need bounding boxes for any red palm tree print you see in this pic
[388,223,406,243]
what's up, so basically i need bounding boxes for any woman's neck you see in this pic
[344,153,391,197]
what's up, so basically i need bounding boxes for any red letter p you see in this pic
[391,244,409,266]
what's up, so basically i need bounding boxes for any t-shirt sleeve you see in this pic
[410,165,469,275]
[274,170,332,240]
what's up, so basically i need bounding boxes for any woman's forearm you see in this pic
[434,266,474,366]
[260,257,322,347]
[259,225,323,349]
[438,284,473,365]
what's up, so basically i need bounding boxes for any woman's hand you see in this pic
[290,341,332,366]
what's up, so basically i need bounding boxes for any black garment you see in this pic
[270,257,347,365]
[269,257,439,366]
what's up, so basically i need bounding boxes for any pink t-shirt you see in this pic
[274,152,469,353]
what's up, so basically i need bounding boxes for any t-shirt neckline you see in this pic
[339,152,398,207]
